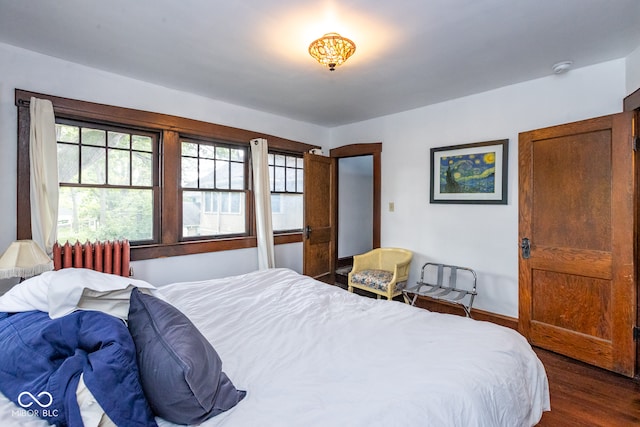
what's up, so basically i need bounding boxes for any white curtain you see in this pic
[250,138,275,270]
[29,97,59,255]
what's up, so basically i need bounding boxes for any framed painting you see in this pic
[430,139,508,204]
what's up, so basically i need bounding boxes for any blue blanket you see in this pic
[0,310,157,427]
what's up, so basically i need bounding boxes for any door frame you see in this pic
[329,143,382,269]
[623,88,640,377]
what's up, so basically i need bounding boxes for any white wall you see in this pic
[330,59,627,317]
[626,44,640,95]
[338,156,373,258]
[0,40,632,311]
[0,42,328,289]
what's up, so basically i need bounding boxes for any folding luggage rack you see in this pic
[403,263,478,317]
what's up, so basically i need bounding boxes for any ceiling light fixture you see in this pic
[308,32,356,71]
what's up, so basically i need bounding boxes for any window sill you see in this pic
[131,233,303,261]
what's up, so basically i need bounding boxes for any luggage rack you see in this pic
[403,263,478,317]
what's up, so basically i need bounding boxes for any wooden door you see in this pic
[519,112,636,377]
[303,153,335,279]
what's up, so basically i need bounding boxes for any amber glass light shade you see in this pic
[308,33,356,71]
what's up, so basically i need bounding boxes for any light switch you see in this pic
[389,202,395,212]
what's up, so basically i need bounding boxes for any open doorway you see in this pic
[329,143,381,287]
[335,156,374,285]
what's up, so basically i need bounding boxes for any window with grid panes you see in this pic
[269,152,303,232]
[181,139,248,238]
[55,120,159,243]
[16,90,320,260]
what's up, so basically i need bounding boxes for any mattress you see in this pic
[158,268,549,427]
[0,268,550,426]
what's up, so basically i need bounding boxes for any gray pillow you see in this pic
[128,288,246,424]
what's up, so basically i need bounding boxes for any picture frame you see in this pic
[430,139,508,204]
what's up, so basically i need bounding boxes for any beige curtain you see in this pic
[29,97,59,255]
[250,138,275,269]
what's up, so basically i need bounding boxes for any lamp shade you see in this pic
[308,32,356,71]
[0,240,53,279]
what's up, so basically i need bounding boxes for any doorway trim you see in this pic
[329,142,382,271]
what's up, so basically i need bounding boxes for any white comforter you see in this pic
[0,268,549,426]
[160,268,549,427]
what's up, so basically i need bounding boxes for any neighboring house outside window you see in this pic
[181,139,247,238]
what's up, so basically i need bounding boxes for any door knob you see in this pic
[304,225,312,239]
[521,237,530,259]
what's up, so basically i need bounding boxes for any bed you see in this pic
[0,267,550,426]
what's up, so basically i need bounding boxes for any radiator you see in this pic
[52,240,131,277]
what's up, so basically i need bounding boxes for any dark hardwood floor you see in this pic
[534,347,640,426]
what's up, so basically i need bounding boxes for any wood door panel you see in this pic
[531,269,611,339]
[519,112,636,377]
[303,153,335,279]
[305,241,331,277]
[309,226,331,244]
[530,321,613,369]
[532,131,612,251]
[531,247,612,279]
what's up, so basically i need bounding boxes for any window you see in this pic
[16,89,318,260]
[55,120,159,244]
[181,139,247,238]
[269,152,303,232]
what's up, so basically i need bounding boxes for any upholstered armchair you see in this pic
[348,248,413,300]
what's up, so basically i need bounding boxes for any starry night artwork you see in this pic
[440,151,496,194]
[430,139,508,204]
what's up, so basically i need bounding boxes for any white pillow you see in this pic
[0,268,157,320]
[0,273,49,313]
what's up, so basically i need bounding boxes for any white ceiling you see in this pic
[1,1,639,127]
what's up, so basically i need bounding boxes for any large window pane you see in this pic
[230,148,244,161]
[56,124,79,143]
[82,128,106,146]
[182,190,245,237]
[296,169,304,192]
[216,147,230,160]
[132,152,153,186]
[181,157,198,188]
[58,144,79,184]
[268,167,275,191]
[271,194,303,231]
[108,131,130,149]
[230,162,244,190]
[182,142,198,157]
[199,144,215,159]
[132,135,152,152]
[200,159,215,188]
[108,149,130,185]
[81,146,106,184]
[274,167,285,191]
[286,167,296,191]
[57,187,154,243]
[215,160,230,189]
